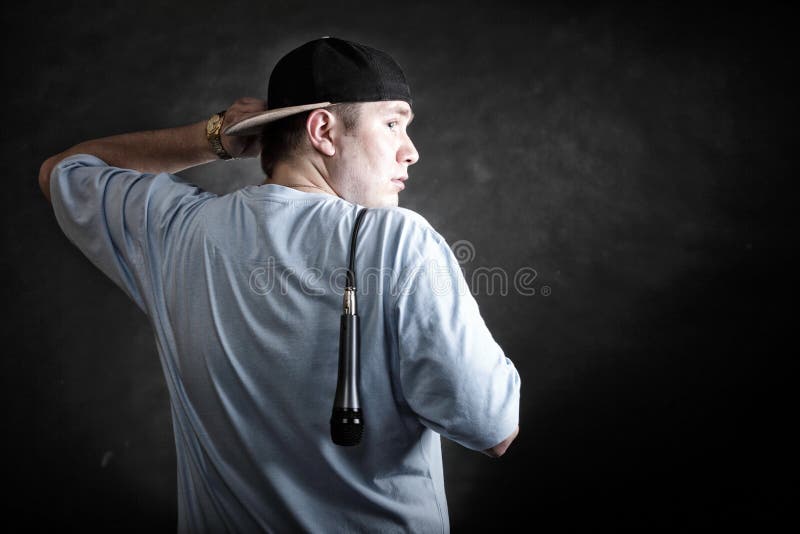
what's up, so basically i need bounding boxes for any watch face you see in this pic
[207,114,221,134]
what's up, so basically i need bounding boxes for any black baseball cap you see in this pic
[224,36,412,136]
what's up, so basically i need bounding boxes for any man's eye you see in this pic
[387,121,398,129]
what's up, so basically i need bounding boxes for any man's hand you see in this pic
[482,425,519,458]
[221,97,267,159]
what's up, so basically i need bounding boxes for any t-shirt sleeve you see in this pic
[49,154,215,314]
[393,223,521,452]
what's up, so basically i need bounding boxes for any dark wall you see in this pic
[3,1,792,531]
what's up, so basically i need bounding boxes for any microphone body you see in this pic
[331,287,363,445]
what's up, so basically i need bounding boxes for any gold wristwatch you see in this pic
[206,110,233,160]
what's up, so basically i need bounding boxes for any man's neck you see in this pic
[265,158,340,198]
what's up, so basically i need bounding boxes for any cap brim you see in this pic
[223,101,332,136]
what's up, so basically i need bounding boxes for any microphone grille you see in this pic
[330,408,363,446]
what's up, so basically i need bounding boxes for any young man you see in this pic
[40,37,520,532]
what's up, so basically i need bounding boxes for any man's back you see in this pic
[50,155,520,532]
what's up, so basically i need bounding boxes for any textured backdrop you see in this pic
[3,1,792,530]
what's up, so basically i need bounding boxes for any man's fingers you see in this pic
[219,98,267,159]
[232,97,267,112]
[222,98,266,132]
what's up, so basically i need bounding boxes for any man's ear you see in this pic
[306,109,337,157]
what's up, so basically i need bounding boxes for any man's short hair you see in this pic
[260,103,361,177]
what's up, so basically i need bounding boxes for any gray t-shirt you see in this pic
[50,154,521,533]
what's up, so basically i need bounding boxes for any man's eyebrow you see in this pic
[388,105,415,122]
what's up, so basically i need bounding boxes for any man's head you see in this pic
[260,100,418,207]
[225,37,419,208]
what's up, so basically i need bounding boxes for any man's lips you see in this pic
[391,177,407,190]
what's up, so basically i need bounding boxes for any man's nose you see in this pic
[399,135,420,166]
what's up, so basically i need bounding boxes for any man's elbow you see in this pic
[482,425,519,459]
[38,155,59,203]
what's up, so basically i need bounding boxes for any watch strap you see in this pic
[207,110,233,160]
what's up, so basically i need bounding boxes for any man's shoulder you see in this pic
[367,206,437,238]
[364,206,453,269]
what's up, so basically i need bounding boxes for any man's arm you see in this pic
[393,215,521,457]
[482,425,519,458]
[38,97,265,203]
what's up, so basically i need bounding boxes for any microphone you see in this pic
[331,208,368,446]
[330,286,362,445]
